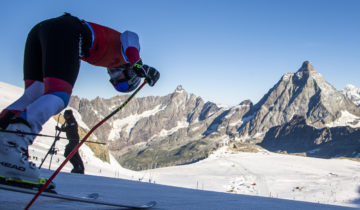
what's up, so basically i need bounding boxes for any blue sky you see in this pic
[1,0,359,106]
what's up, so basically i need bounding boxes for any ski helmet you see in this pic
[64,110,73,120]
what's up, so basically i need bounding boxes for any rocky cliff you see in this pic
[260,115,360,158]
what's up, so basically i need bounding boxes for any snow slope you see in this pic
[0,82,130,178]
[143,147,360,207]
[0,169,358,210]
[1,81,360,209]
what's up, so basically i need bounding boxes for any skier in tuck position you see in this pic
[0,13,160,188]
[56,110,84,174]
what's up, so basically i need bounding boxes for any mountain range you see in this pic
[68,61,360,170]
[1,81,359,208]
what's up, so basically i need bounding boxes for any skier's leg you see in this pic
[19,14,84,134]
[69,153,79,171]
[0,14,84,185]
[64,140,83,174]
[0,22,44,183]
[65,144,75,168]
[77,152,85,171]
[0,22,44,130]
[21,78,73,134]
[70,151,84,174]
[0,81,44,117]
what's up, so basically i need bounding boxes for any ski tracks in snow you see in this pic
[221,155,270,196]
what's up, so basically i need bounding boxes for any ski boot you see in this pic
[71,164,84,174]
[0,118,56,193]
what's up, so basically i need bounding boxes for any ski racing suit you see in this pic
[0,13,141,138]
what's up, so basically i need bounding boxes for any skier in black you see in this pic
[56,110,84,174]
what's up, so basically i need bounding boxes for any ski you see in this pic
[0,176,56,193]
[0,184,156,209]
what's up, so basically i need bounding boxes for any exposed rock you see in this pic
[260,115,360,158]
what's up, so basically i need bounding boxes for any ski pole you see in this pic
[25,80,147,210]
[0,129,69,140]
[49,114,62,171]
[0,129,106,144]
[38,131,61,169]
[48,138,59,171]
[39,114,61,170]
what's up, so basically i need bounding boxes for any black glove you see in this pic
[131,59,146,77]
[142,65,160,87]
[132,59,160,87]
[55,126,61,131]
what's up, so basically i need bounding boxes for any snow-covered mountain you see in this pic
[1,81,360,208]
[342,84,360,106]
[238,61,360,139]
[69,85,248,170]
[68,61,360,170]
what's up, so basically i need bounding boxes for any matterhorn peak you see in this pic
[297,60,315,72]
[175,85,185,93]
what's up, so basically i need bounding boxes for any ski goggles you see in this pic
[108,66,140,93]
[110,76,140,93]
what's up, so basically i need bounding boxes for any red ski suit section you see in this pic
[81,22,140,68]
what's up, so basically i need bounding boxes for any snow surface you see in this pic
[108,104,166,141]
[1,81,360,209]
[342,84,360,106]
[326,110,360,128]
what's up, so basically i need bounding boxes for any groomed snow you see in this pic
[141,147,360,207]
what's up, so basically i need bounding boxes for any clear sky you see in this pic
[1,0,359,106]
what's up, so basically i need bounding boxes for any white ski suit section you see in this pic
[24,94,65,134]
[7,81,44,112]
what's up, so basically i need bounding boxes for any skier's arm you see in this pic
[121,31,160,86]
[108,31,159,88]
[121,31,140,66]
[56,124,65,132]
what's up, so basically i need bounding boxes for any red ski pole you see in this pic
[25,80,147,210]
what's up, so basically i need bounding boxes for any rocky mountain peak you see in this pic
[297,60,315,73]
[239,99,253,107]
[170,85,189,101]
[238,61,360,140]
[175,85,185,92]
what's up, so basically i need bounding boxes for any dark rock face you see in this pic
[260,115,360,158]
